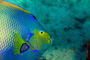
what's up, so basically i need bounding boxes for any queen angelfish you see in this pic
[0,0,53,60]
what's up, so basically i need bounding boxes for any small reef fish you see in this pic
[0,0,53,60]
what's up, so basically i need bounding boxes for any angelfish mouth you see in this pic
[49,39,53,44]
[48,37,53,45]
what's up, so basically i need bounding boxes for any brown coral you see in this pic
[87,40,90,60]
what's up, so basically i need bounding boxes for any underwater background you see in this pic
[5,0,90,60]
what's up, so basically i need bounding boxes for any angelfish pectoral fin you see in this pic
[20,43,29,53]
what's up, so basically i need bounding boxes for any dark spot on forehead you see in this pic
[32,15,37,20]
[30,14,38,21]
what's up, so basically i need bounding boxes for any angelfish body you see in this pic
[0,0,53,60]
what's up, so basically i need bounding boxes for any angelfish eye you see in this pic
[41,31,43,34]
[39,31,44,34]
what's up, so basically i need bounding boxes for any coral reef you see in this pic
[87,40,90,60]
[5,0,90,60]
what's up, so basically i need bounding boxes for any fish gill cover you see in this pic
[2,0,90,60]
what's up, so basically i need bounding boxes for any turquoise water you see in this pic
[4,0,90,60]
